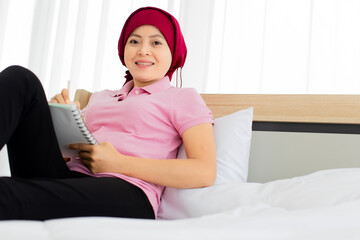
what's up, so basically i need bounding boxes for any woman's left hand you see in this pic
[68,142,123,173]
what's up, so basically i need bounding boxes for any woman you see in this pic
[0,7,215,220]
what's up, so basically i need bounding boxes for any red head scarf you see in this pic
[118,7,187,84]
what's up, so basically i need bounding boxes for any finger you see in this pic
[80,158,95,172]
[61,88,71,104]
[78,151,92,160]
[80,158,92,169]
[50,94,65,104]
[68,143,93,152]
[57,94,67,104]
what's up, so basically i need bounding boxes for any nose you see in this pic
[138,43,151,56]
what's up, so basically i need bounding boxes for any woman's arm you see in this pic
[68,123,216,188]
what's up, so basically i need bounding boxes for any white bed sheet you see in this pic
[1,168,360,240]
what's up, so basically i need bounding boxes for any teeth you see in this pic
[136,62,153,66]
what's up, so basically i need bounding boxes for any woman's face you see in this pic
[124,25,172,87]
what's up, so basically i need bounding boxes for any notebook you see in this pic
[48,102,98,158]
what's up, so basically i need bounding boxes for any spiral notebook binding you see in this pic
[71,108,98,145]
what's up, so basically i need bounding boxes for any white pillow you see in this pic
[158,107,253,219]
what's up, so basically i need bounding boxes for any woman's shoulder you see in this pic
[166,87,206,108]
[167,86,200,98]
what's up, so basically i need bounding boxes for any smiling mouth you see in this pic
[136,62,154,66]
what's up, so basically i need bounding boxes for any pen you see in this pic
[67,80,71,103]
[67,80,71,93]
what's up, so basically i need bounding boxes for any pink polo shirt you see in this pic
[66,76,213,217]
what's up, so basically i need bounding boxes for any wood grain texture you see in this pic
[202,94,360,124]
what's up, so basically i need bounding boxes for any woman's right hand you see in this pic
[50,88,80,163]
[50,88,80,110]
[50,88,71,104]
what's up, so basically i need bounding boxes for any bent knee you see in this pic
[0,65,42,91]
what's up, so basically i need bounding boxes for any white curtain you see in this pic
[1,0,360,96]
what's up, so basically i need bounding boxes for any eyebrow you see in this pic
[129,33,165,39]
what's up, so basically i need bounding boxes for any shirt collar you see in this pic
[140,76,171,94]
[110,80,134,98]
[111,76,172,99]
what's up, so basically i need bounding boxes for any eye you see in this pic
[128,39,139,44]
[153,40,162,46]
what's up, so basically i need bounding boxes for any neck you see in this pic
[133,78,160,88]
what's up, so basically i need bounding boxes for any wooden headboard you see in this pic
[202,94,360,124]
[75,89,360,124]
[75,89,360,183]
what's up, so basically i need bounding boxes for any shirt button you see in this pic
[135,90,140,95]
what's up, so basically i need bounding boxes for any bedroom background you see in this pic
[1,0,360,173]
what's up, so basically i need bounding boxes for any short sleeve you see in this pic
[171,88,214,135]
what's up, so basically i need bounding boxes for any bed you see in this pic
[0,92,360,239]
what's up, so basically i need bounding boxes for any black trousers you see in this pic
[0,66,154,220]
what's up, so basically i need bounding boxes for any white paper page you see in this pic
[49,103,97,158]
